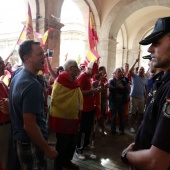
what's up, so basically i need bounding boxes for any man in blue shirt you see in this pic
[129,59,148,133]
[9,40,58,169]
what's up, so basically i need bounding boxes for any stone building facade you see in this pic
[1,0,170,78]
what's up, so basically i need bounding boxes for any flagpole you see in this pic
[14,26,25,50]
[4,26,25,64]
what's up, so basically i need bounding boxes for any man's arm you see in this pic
[45,57,57,79]
[123,144,170,170]
[81,88,101,96]
[23,113,58,159]
[129,58,139,76]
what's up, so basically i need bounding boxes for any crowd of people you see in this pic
[0,16,170,170]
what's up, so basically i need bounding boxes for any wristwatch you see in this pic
[121,150,128,164]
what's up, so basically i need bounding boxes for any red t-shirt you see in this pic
[78,72,95,112]
[0,81,10,123]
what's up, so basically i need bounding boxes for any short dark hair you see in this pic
[99,66,105,71]
[56,66,64,76]
[18,40,40,62]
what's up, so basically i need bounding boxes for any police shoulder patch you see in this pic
[163,102,170,118]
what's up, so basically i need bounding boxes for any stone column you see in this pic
[127,49,140,66]
[45,18,64,67]
[107,39,118,78]
[122,48,129,64]
[35,18,46,33]
[98,38,118,78]
[97,39,109,67]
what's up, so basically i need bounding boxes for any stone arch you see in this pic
[99,0,170,77]
[100,0,135,39]
[59,0,101,64]
[69,0,101,42]
[107,0,170,40]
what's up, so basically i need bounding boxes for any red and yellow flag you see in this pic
[34,28,53,47]
[17,26,27,45]
[17,26,53,47]
[25,3,34,40]
[49,72,83,134]
[86,8,100,62]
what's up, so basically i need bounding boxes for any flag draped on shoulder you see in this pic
[86,8,100,62]
[49,72,83,134]
[26,3,34,40]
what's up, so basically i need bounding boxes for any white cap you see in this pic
[87,62,99,74]
[87,62,95,69]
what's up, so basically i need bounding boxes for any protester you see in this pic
[121,16,170,170]
[98,66,108,119]
[129,59,148,133]
[0,56,16,170]
[49,59,82,170]
[9,40,58,169]
[76,61,100,159]
[45,55,64,80]
[108,68,128,135]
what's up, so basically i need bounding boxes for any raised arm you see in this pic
[129,58,139,76]
[45,57,57,79]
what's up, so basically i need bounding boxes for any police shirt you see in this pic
[135,70,170,156]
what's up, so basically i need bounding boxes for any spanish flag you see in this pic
[17,26,27,45]
[86,8,100,62]
[34,28,53,47]
[26,3,34,40]
[49,72,83,134]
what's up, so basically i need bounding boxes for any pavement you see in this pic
[47,119,135,170]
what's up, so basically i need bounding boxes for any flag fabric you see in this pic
[34,29,51,47]
[49,72,83,134]
[86,8,100,62]
[34,28,53,47]
[86,49,100,62]
[17,26,53,47]
[42,29,52,46]
[17,26,27,45]
[88,10,98,49]
[25,3,34,40]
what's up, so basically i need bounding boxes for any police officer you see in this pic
[121,17,170,170]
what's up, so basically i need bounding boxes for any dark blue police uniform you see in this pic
[135,70,170,170]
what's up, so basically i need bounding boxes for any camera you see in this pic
[46,49,54,57]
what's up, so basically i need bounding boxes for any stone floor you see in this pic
[47,120,135,170]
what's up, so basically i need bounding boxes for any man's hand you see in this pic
[135,58,139,63]
[0,98,9,114]
[122,143,135,169]
[44,146,58,159]
[124,142,135,152]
